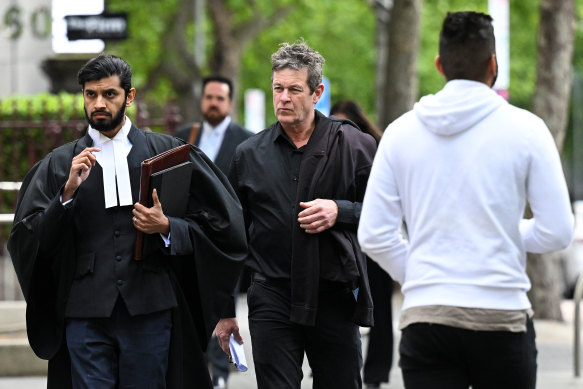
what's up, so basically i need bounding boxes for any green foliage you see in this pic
[104,0,583,127]
[240,0,376,124]
[0,92,166,181]
[575,3,583,77]
[0,93,83,221]
[0,93,84,179]
[417,0,541,110]
[0,92,85,120]
[507,0,540,109]
[418,0,487,97]
[107,0,186,99]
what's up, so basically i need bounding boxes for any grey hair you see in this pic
[271,40,325,94]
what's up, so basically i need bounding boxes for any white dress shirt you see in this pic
[198,116,231,161]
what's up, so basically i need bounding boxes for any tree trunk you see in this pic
[372,0,393,130]
[140,0,291,125]
[374,0,422,130]
[528,0,575,320]
[207,0,291,123]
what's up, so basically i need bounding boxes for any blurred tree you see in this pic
[105,1,566,127]
[107,0,293,123]
[239,0,376,125]
[371,0,392,130]
[372,0,422,130]
[527,0,576,320]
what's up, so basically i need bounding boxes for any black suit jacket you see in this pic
[175,121,254,175]
[61,127,177,318]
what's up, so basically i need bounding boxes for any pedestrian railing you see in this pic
[0,213,22,301]
[0,179,22,301]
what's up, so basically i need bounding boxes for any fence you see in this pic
[0,96,182,211]
[0,96,183,301]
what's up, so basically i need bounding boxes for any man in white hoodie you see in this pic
[358,11,574,389]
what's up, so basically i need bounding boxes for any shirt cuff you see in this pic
[160,232,171,247]
[60,195,73,206]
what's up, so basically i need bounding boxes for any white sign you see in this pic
[314,76,330,116]
[0,0,53,97]
[52,0,105,53]
[244,89,265,134]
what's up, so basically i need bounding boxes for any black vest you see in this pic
[65,142,177,318]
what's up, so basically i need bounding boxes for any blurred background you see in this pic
[1,0,583,383]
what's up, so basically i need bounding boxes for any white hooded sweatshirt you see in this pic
[358,80,574,311]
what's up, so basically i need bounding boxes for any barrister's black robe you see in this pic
[7,128,247,388]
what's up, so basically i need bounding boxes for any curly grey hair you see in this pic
[271,40,325,94]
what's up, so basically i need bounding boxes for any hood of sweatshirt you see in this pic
[414,79,507,136]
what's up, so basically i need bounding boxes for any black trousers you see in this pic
[247,275,362,389]
[363,258,394,384]
[66,299,172,389]
[399,319,537,389]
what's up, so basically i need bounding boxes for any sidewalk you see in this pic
[1,296,582,388]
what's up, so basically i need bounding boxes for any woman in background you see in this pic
[330,100,393,389]
[330,100,382,142]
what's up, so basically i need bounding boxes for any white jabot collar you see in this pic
[88,117,134,208]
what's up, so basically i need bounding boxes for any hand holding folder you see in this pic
[134,144,192,260]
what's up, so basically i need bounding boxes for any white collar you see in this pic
[88,117,134,208]
[202,116,231,136]
[89,116,132,145]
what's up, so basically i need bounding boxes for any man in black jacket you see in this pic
[175,75,253,176]
[8,54,246,389]
[216,40,376,389]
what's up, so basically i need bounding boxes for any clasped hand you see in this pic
[132,189,170,235]
[297,198,338,233]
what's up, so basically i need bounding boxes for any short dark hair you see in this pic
[439,11,495,81]
[77,54,132,93]
[202,75,233,100]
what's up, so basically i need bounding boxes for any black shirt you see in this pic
[228,125,304,279]
[229,111,377,326]
[229,116,366,281]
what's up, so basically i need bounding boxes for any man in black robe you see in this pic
[8,54,246,389]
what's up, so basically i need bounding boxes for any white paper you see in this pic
[229,334,248,372]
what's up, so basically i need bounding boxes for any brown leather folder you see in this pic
[134,143,191,260]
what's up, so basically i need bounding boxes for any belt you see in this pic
[251,272,348,291]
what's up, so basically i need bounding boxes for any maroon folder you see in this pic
[134,143,191,260]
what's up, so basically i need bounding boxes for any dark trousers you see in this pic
[399,319,537,389]
[247,275,362,389]
[363,258,394,384]
[66,299,172,389]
